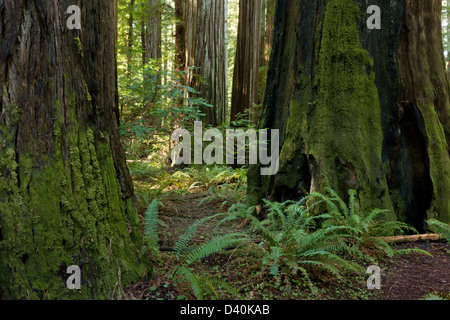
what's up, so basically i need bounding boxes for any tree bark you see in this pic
[258,0,276,105]
[248,0,450,230]
[230,0,263,123]
[184,0,228,126]
[0,0,149,299]
[142,0,162,66]
[264,0,275,66]
[126,0,136,73]
[174,0,186,73]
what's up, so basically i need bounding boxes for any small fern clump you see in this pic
[171,212,249,299]
[143,199,162,261]
[426,219,450,242]
[223,201,363,292]
[309,188,419,258]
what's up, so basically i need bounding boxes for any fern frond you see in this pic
[184,233,249,265]
[394,248,434,257]
[175,266,204,300]
[174,212,228,258]
[325,188,349,218]
[426,219,450,242]
[143,199,159,247]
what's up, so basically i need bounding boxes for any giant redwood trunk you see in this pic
[248,0,450,230]
[0,1,149,299]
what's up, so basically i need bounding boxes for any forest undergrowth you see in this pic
[121,160,450,301]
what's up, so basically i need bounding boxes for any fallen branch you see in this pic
[379,233,442,244]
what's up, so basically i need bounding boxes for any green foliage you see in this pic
[143,199,162,261]
[143,207,245,300]
[222,200,363,292]
[423,292,450,300]
[172,215,248,299]
[119,62,210,160]
[310,188,418,257]
[426,219,450,242]
[174,266,242,300]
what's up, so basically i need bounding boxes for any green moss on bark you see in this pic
[0,105,149,299]
[276,0,394,217]
[418,104,450,223]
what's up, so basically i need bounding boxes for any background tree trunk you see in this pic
[126,0,136,73]
[230,0,262,122]
[0,0,149,299]
[174,0,186,73]
[184,0,228,126]
[257,0,276,105]
[248,0,450,230]
[142,0,162,66]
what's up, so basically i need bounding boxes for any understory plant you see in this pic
[308,188,423,258]
[143,200,246,299]
[426,219,450,242]
[221,201,363,293]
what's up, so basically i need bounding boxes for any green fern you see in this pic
[173,212,228,258]
[426,219,450,242]
[175,267,205,300]
[315,188,419,257]
[175,266,242,300]
[171,212,245,300]
[184,233,249,265]
[224,199,362,286]
[143,199,160,248]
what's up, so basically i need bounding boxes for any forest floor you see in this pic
[123,165,450,301]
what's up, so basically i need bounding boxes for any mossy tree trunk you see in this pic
[248,0,450,229]
[0,0,149,299]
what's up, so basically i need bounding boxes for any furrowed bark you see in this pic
[248,0,450,230]
[0,0,150,299]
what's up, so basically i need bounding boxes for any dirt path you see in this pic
[378,242,449,300]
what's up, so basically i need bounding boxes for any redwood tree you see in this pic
[142,0,162,65]
[248,0,450,230]
[230,0,263,122]
[0,1,149,299]
[184,0,228,127]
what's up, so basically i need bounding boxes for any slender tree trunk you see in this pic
[248,0,450,230]
[0,0,149,299]
[257,0,276,105]
[264,0,275,65]
[230,0,262,123]
[185,0,228,126]
[142,0,162,67]
[175,0,186,73]
[127,0,136,73]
